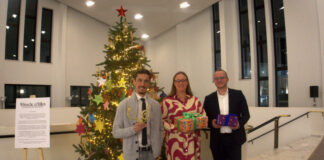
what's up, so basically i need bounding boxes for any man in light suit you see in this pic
[112,69,163,160]
[203,69,250,160]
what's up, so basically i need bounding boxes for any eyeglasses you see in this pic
[174,79,187,83]
[214,76,226,81]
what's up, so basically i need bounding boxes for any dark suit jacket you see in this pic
[203,88,250,148]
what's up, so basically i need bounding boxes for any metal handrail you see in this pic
[248,111,324,148]
[0,130,76,139]
[247,114,290,148]
[248,114,290,134]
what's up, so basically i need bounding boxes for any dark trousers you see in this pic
[211,134,242,160]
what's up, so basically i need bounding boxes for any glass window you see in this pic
[276,70,288,106]
[213,3,221,70]
[5,84,51,109]
[259,80,269,106]
[272,0,288,107]
[254,0,269,106]
[23,0,38,61]
[71,86,90,107]
[239,0,251,79]
[40,8,53,63]
[5,0,21,60]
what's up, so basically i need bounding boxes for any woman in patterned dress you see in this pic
[161,71,206,160]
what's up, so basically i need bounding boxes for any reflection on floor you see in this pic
[248,135,323,160]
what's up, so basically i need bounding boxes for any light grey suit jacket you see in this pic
[112,93,163,160]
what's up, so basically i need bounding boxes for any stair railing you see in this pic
[248,110,324,149]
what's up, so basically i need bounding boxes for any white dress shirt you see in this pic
[217,89,232,133]
[135,93,151,147]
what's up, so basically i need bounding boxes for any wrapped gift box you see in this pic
[173,116,183,129]
[178,118,194,132]
[217,114,238,127]
[174,113,208,132]
[196,116,208,129]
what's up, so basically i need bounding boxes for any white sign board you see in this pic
[15,97,50,148]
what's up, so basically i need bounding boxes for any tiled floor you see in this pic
[248,135,323,160]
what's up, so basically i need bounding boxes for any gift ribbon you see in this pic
[177,112,202,130]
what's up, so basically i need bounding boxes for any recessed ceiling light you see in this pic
[280,6,284,10]
[180,2,190,9]
[12,14,17,18]
[41,30,46,34]
[6,25,10,30]
[134,13,143,20]
[86,0,95,7]
[141,33,149,39]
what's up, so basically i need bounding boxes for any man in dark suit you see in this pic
[203,69,250,160]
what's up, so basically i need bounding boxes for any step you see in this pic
[248,135,323,160]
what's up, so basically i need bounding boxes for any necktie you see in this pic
[140,98,147,145]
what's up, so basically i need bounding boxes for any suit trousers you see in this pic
[211,134,242,160]
[138,150,154,160]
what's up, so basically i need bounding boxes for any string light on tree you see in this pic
[73,6,164,160]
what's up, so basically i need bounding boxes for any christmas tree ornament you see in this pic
[115,35,122,42]
[89,114,96,123]
[97,77,106,86]
[78,117,82,125]
[127,88,133,97]
[88,87,91,96]
[109,43,115,50]
[75,123,85,135]
[90,85,93,92]
[105,80,113,91]
[116,6,127,17]
[93,94,103,105]
[118,78,126,88]
[103,100,109,110]
[95,119,104,133]
[118,153,124,160]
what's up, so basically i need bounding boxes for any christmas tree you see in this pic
[73,6,163,160]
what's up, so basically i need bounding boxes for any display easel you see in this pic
[22,95,44,160]
[22,148,44,160]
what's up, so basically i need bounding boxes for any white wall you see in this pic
[146,0,324,107]
[65,8,108,104]
[0,0,109,107]
[285,0,323,107]
[317,0,324,108]
[146,8,215,101]
[65,8,108,86]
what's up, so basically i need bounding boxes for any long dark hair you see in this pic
[168,71,193,97]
